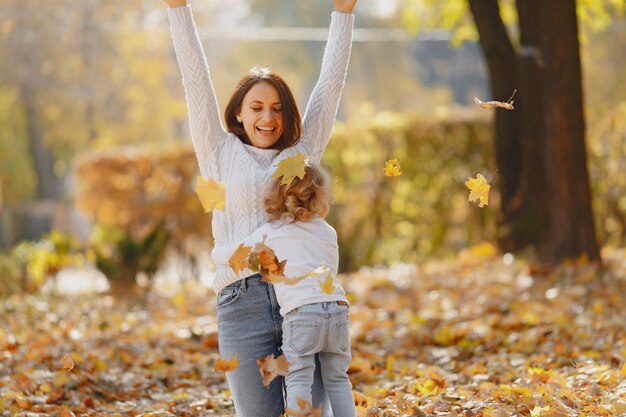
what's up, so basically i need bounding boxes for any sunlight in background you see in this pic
[367,0,401,18]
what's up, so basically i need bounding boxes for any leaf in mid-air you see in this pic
[272,152,308,186]
[229,243,252,273]
[249,239,287,279]
[263,265,329,286]
[465,173,491,208]
[318,273,336,294]
[474,90,516,110]
[263,273,306,286]
[214,355,238,372]
[256,354,290,387]
[195,176,226,212]
[384,159,402,177]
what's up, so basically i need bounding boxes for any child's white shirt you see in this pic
[213,216,348,316]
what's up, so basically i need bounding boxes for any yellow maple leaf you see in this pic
[272,152,308,186]
[229,244,252,273]
[465,173,491,207]
[214,354,238,372]
[318,273,336,294]
[384,159,402,177]
[256,354,290,387]
[195,176,225,212]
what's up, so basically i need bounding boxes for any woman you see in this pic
[163,0,356,416]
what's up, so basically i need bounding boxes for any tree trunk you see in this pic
[468,0,599,263]
[21,89,62,200]
[537,0,599,262]
[514,0,550,250]
[467,0,524,252]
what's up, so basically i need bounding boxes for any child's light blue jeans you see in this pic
[282,302,356,417]
[216,274,332,417]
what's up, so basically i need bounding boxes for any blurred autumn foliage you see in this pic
[326,109,494,270]
[74,144,209,238]
[5,105,626,292]
[73,144,211,290]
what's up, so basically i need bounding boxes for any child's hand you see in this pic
[163,0,187,8]
[333,0,357,13]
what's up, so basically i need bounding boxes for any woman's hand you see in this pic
[333,0,356,13]
[163,0,187,8]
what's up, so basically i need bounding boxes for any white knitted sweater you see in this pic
[167,6,353,293]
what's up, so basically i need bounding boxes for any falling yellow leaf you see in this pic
[60,355,75,372]
[229,243,253,273]
[195,176,226,212]
[465,173,491,207]
[272,152,308,186]
[474,90,516,110]
[256,354,290,387]
[263,273,306,286]
[384,159,402,177]
[214,355,238,372]
[318,273,336,294]
[264,266,330,286]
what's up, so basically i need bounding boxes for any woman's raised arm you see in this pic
[166,1,228,180]
[298,0,356,164]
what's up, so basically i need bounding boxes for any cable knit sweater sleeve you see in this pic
[298,12,354,165]
[168,5,228,180]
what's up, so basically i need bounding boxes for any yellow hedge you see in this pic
[74,143,211,244]
[324,110,495,270]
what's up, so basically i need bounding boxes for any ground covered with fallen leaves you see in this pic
[2,247,626,417]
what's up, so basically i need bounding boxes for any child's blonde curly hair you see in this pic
[264,164,331,223]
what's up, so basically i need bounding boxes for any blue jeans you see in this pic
[217,274,332,417]
[282,302,356,417]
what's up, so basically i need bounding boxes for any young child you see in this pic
[215,163,356,417]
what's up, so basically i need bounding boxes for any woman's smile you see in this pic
[237,81,284,148]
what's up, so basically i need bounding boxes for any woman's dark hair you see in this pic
[224,67,302,150]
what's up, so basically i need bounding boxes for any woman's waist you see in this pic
[211,264,256,293]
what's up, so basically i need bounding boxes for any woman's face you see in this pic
[237,81,284,149]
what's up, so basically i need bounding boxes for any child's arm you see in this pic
[211,225,269,268]
[298,0,356,164]
[165,0,228,180]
